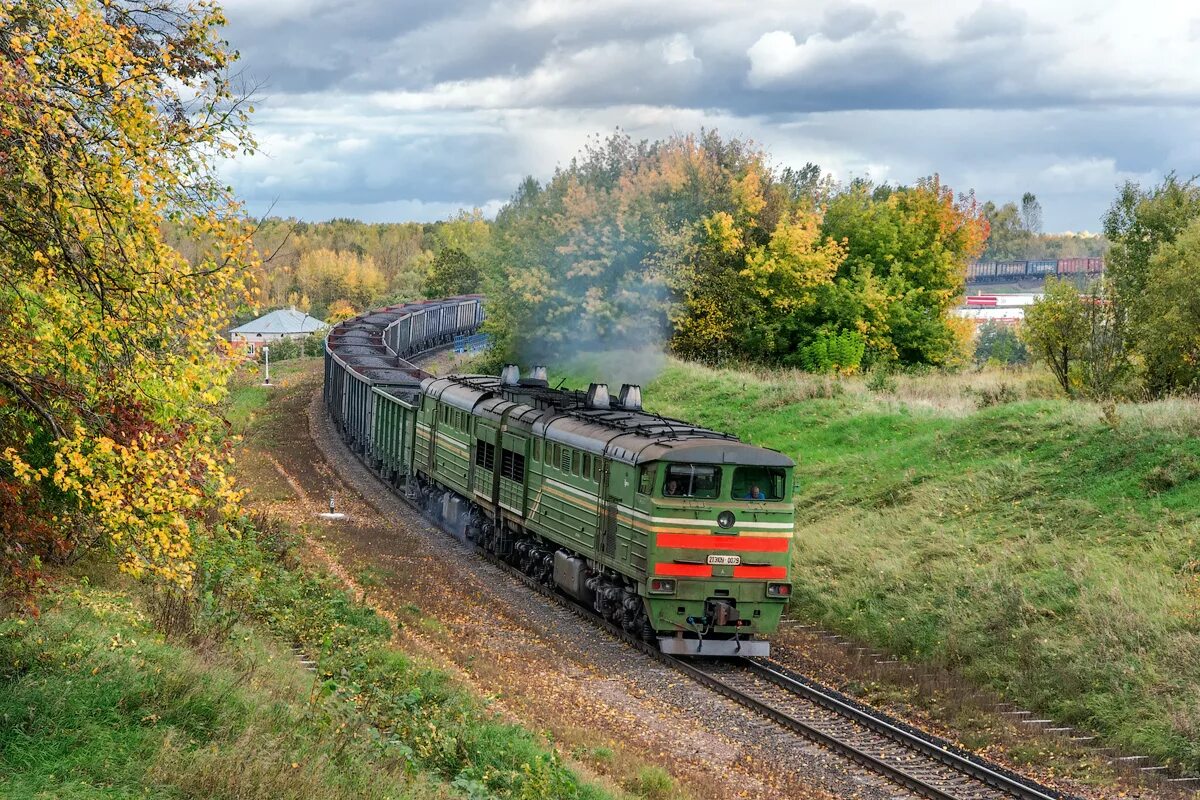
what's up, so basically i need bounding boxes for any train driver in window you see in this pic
[665,478,681,496]
[745,484,766,500]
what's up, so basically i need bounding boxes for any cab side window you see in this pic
[637,465,654,495]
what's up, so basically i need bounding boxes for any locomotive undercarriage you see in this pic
[409,474,655,641]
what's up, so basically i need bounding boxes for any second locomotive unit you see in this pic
[325,297,795,656]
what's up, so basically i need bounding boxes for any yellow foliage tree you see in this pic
[740,210,846,313]
[325,299,359,324]
[0,0,256,595]
[294,248,385,316]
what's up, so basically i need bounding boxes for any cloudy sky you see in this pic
[219,0,1200,232]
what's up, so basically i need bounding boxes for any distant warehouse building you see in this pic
[228,308,326,354]
[952,293,1041,326]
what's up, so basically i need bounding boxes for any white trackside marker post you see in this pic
[319,493,346,520]
[263,345,271,385]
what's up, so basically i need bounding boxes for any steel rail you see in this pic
[740,658,1062,800]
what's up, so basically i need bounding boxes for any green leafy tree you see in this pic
[974,322,1028,366]
[483,132,986,372]
[980,201,1033,260]
[1072,279,1128,403]
[425,247,481,297]
[1131,219,1200,393]
[1020,277,1088,393]
[821,177,989,367]
[1103,174,1200,323]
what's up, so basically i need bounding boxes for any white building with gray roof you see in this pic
[229,308,327,353]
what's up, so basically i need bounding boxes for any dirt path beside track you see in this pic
[235,359,921,800]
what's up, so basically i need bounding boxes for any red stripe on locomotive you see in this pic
[655,533,790,552]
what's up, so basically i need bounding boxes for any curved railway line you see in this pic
[318,304,1075,800]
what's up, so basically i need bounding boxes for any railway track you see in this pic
[678,657,1063,800]
[334,348,1072,800]
[489,548,1067,800]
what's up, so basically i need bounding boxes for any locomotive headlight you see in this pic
[766,582,792,599]
[717,510,736,529]
[649,578,676,594]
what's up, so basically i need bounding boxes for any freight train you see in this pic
[967,257,1104,283]
[324,296,795,657]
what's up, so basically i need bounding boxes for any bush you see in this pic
[629,766,674,800]
[962,382,1020,409]
[865,367,897,394]
[256,331,325,364]
[796,330,866,374]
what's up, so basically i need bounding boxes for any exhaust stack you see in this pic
[585,383,610,410]
[500,364,521,385]
[618,384,642,411]
[531,365,548,382]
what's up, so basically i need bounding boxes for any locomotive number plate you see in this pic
[707,554,741,566]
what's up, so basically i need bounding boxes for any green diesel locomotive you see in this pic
[326,298,795,656]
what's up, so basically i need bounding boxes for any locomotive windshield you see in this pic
[663,463,722,498]
[732,466,786,501]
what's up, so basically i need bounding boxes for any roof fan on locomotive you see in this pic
[585,383,610,409]
[618,383,642,411]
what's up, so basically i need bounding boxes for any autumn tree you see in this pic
[821,177,989,367]
[0,0,255,600]
[325,298,358,324]
[483,131,986,373]
[293,247,384,318]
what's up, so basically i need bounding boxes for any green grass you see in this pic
[0,520,615,800]
[613,358,1200,773]
[225,357,319,435]
[207,518,612,800]
[0,577,432,800]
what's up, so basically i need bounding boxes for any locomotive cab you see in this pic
[634,446,795,658]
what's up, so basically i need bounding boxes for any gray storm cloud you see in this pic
[219,0,1200,232]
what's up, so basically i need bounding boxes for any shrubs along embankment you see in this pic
[640,359,1200,774]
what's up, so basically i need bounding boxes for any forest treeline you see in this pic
[214,133,1106,373]
[164,212,489,323]
[980,193,1107,261]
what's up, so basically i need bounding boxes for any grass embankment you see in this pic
[635,359,1200,773]
[0,359,613,800]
